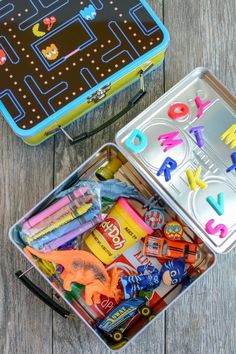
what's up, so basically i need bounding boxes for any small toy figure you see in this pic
[24,247,122,306]
[144,208,165,230]
[42,44,59,61]
[161,259,187,286]
[0,49,7,66]
[120,260,187,299]
[164,221,183,240]
[121,265,162,299]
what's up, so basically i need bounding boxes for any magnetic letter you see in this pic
[206,192,224,216]
[195,96,211,119]
[125,129,148,154]
[226,152,236,173]
[157,157,177,182]
[168,103,189,120]
[186,166,208,191]
[158,131,184,152]
[220,124,236,149]
[189,126,205,148]
[205,219,228,239]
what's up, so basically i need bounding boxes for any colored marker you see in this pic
[23,186,89,230]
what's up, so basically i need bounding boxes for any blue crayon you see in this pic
[30,205,100,249]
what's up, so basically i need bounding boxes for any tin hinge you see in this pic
[87,83,112,104]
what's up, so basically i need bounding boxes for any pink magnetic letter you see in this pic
[205,219,228,239]
[195,96,211,119]
[158,131,184,152]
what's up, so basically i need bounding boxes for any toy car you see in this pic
[96,297,153,342]
[143,236,198,264]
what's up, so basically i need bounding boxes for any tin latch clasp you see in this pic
[87,83,111,104]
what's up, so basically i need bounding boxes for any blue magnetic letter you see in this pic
[157,157,177,182]
[207,192,225,216]
[226,152,236,173]
[125,129,148,154]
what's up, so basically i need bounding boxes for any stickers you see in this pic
[163,221,183,241]
[144,209,165,230]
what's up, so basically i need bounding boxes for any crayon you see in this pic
[25,203,92,243]
[23,186,89,230]
[25,195,93,237]
[43,214,105,252]
[29,205,101,249]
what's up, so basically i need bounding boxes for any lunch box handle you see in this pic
[15,270,71,319]
[47,64,153,145]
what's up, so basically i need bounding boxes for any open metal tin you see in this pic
[9,67,236,350]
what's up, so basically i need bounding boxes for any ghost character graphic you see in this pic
[80,5,97,20]
[42,44,59,61]
[0,49,7,66]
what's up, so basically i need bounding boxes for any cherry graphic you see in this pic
[43,17,51,25]
[43,16,56,31]
[50,16,57,24]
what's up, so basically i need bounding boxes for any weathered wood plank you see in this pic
[164,0,236,353]
[0,120,54,354]
[52,1,165,353]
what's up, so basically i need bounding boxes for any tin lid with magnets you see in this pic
[116,67,236,254]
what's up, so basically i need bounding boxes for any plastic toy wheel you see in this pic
[112,330,123,342]
[140,306,151,317]
[148,314,155,322]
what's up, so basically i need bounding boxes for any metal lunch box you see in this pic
[9,68,236,351]
[0,0,169,145]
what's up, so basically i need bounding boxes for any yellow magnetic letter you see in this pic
[186,166,208,191]
[220,124,236,149]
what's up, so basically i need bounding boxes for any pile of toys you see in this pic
[20,155,201,346]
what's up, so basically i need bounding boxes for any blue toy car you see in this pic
[96,297,153,342]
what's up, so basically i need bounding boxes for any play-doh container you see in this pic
[85,197,153,264]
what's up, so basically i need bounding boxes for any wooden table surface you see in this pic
[1,1,236,353]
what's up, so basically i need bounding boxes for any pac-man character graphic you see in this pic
[32,23,46,37]
[42,44,59,61]
[80,5,97,20]
[0,49,7,66]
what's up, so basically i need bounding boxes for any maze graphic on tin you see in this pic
[0,0,164,129]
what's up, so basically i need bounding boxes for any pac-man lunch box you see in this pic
[0,0,169,145]
[10,68,236,351]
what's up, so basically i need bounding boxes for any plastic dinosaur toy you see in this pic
[24,246,123,306]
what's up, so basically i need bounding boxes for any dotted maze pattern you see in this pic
[0,0,164,130]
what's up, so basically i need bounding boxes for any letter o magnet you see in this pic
[168,103,189,120]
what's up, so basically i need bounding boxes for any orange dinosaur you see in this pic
[24,246,123,306]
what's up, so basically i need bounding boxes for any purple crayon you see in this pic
[42,214,106,252]
[23,186,89,230]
